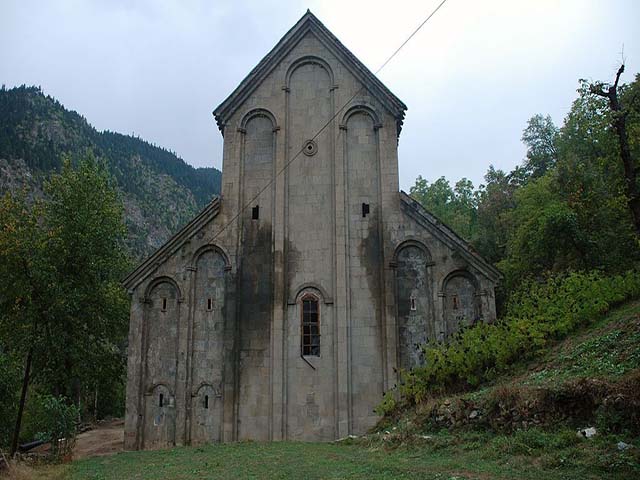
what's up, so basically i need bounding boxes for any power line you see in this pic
[374,0,448,75]
[207,0,449,245]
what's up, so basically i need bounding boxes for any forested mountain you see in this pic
[0,85,221,260]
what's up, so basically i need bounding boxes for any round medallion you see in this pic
[302,139,318,156]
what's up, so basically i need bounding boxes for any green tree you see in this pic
[409,71,640,293]
[0,155,130,454]
[474,166,518,265]
[410,176,454,220]
[498,76,639,288]
[409,176,478,240]
[587,66,640,234]
[0,189,49,453]
[38,155,130,401]
[521,114,559,179]
[498,174,584,287]
[0,352,21,448]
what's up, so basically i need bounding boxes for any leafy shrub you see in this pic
[397,270,640,405]
[374,391,398,417]
[0,352,21,449]
[24,394,79,459]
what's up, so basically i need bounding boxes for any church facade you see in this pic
[123,11,500,450]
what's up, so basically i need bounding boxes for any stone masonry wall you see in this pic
[124,21,499,449]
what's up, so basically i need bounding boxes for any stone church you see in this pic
[123,10,500,450]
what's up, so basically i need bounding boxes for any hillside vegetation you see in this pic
[388,271,640,406]
[0,85,221,259]
[410,72,640,294]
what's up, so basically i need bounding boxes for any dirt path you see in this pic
[72,420,123,460]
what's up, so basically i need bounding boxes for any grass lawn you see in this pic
[36,429,634,480]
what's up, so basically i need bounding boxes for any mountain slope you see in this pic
[0,85,221,259]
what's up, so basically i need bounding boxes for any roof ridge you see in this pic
[122,196,222,290]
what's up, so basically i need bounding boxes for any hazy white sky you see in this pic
[1,0,639,190]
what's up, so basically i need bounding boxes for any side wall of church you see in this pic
[124,214,239,449]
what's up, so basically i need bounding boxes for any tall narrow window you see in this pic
[159,393,164,408]
[207,298,213,311]
[204,395,209,409]
[301,296,320,356]
[452,295,459,310]
[410,295,417,311]
[161,298,167,312]
[362,203,370,218]
[252,205,260,220]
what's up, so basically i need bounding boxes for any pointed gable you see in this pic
[399,191,503,283]
[213,10,407,137]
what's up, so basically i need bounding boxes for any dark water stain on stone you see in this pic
[238,220,273,358]
[284,237,301,297]
[359,207,382,299]
[395,244,435,370]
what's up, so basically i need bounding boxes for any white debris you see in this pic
[335,434,359,442]
[577,427,597,439]
[617,441,632,451]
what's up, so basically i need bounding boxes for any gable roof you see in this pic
[399,191,503,283]
[122,196,221,292]
[213,10,407,137]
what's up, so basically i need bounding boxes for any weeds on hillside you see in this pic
[390,271,640,409]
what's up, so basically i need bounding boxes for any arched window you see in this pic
[301,295,320,356]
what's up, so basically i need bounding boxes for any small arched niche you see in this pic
[442,271,480,337]
[394,242,435,371]
[190,383,222,445]
[191,247,228,393]
[143,384,176,449]
[285,55,334,88]
[240,109,276,225]
[143,278,181,388]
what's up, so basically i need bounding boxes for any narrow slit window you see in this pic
[452,295,459,310]
[159,393,164,408]
[252,205,260,220]
[410,296,417,311]
[204,395,209,409]
[207,298,213,311]
[161,298,167,311]
[301,296,320,356]
[362,203,370,218]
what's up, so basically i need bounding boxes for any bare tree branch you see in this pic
[589,63,640,234]
[613,64,625,90]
